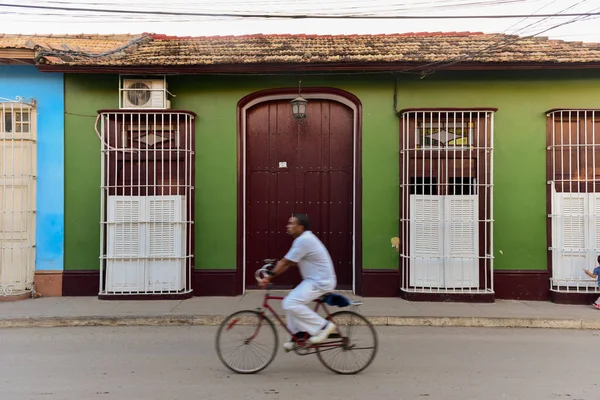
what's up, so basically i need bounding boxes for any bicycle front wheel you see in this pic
[215,310,278,374]
[316,310,378,374]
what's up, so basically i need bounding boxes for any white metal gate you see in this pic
[400,109,494,295]
[0,98,37,297]
[547,109,600,293]
[96,111,195,296]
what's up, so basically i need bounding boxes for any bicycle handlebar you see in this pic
[255,263,276,283]
[253,262,364,306]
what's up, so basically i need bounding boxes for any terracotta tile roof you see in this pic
[27,32,600,68]
[0,33,145,54]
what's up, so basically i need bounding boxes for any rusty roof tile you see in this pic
[4,32,600,67]
[0,33,146,54]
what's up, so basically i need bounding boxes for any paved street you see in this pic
[1,326,598,400]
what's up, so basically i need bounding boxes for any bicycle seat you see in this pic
[318,292,333,302]
[319,292,364,307]
[320,292,359,307]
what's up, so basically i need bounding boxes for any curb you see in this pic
[0,315,599,330]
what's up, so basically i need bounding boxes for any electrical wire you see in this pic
[500,0,561,33]
[0,0,592,31]
[5,0,597,78]
[24,1,599,68]
[502,0,589,36]
[1,1,599,19]
[2,0,539,15]
[398,4,600,76]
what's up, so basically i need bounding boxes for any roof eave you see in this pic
[34,60,600,74]
[0,49,36,65]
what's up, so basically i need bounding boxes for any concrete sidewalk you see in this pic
[1,291,600,329]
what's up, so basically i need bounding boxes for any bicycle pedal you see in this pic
[328,333,341,339]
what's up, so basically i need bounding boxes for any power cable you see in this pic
[500,0,561,34]
[390,2,600,114]
[392,1,598,77]
[1,2,599,19]
[26,2,599,67]
[503,0,589,36]
[8,0,537,14]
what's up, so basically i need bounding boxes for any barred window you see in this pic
[399,108,495,295]
[547,109,600,292]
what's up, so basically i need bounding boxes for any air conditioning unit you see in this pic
[121,78,169,109]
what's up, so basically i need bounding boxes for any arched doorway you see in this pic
[237,89,362,293]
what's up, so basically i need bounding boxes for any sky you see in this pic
[0,0,599,43]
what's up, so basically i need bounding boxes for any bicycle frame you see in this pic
[218,264,376,374]
[249,289,346,352]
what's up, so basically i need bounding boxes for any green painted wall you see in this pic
[64,70,600,273]
[65,75,116,271]
[396,70,600,270]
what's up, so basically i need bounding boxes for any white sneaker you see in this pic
[308,322,337,345]
[283,340,295,352]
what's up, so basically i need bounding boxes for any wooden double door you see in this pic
[244,98,354,289]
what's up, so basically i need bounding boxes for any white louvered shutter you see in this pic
[592,194,600,259]
[445,195,479,287]
[0,130,36,291]
[553,192,588,284]
[410,195,444,287]
[106,196,145,291]
[145,195,186,291]
[586,193,600,287]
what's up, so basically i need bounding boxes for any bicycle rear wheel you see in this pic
[316,310,378,374]
[215,310,278,374]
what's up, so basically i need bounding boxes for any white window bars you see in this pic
[399,110,494,295]
[95,111,195,296]
[547,110,600,293]
[0,98,37,297]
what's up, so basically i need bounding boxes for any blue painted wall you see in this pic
[0,65,64,271]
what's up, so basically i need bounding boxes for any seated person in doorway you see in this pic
[258,213,337,351]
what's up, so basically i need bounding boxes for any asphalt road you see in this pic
[0,326,598,400]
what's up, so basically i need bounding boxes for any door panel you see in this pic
[327,170,353,286]
[245,99,354,289]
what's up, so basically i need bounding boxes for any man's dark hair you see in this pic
[293,213,310,230]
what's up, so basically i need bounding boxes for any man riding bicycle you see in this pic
[258,213,338,350]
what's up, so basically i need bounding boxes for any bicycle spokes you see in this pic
[316,311,378,374]
[216,291,378,375]
[216,310,278,374]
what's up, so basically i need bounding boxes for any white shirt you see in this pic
[284,231,337,290]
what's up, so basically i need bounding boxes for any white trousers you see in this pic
[282,280,330,336]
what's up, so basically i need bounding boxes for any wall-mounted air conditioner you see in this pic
[120,77,170,109]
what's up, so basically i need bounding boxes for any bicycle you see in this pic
[215,259,378,375]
